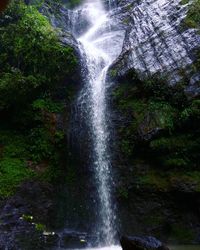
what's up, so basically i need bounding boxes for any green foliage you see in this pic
[121,139,133,155]
[0,125,66,197]
[28,126,64,164]
[35,223,46,232]
[0,130,33,197]
[32,98,64,113]
[0,158,34,197]
[150,134,200,168]
[136,170,200,193]
[0,0,78,199]
[137,171,169,191]
[169,224,195,242]
[109,69,118,78]
[113,72,200,170]
[28,128,54,163]
[147,101,176,131]
[141,78,188,108]
[0,130,29,159]
[181,0,200,29]
[117,186,129,199]
[0,1,77,112]
[164,158,188,167]
[113,77,180,158]
[38,164,63,183]
[22,214,34,222]
[150,135,196,151]
[0,70,39,110]
[22,214,46,232]
[113,78,180,130]
[180,0,190,4]
[180,99,200,122]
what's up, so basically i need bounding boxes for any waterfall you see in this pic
[70,0,125,246]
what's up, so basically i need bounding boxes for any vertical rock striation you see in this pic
[110,0,200,90]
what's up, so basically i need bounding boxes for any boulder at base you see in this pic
[120,235,170,250]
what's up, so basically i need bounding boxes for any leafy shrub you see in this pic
[0,0,77,112]
[0,158,34,197]
[0,0,78,198]
[181,0,200,29]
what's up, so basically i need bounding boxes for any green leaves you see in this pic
[0,1,77,112]
[181,0,200,29]
[0,0,78,198]
[32,98,64,113]
[0,70,40,110]
[0,158,34,198]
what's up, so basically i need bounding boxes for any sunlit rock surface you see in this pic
[111,0,200,87]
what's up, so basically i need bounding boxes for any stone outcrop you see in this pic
[0,181,58,249]
[109,0,200,96]
[120,235,170,250]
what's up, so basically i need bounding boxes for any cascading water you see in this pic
[70,0,124,246]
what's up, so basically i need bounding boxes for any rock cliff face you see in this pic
[41,0,200,95]
[111,0,200,86]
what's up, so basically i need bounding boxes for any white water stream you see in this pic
[74,0,124,246]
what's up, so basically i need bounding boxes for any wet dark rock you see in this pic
[120,235,170,250]
[0,181,57,250]
[58,230,99,248]
[44,233,60,248]
[41,5,78,47]
[59,231,88,248]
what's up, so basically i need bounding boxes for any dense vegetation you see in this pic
[0,0,78,198]
[111,61,200,241]
[181,0,200,29]
[113,70,200,192]
[111,0,200,199]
